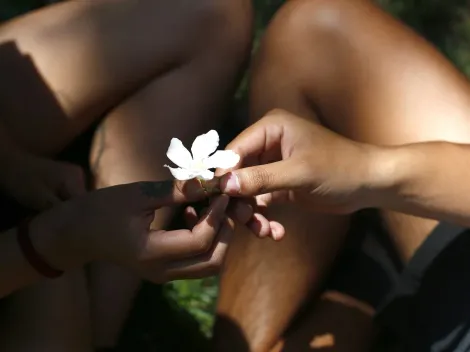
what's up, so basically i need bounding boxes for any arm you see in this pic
[373,141,470,227]
[0,217,65,298]
[218,110,470,229]
[0,180,231,299]
[0,228,40,297]
[0,121,85,209]
[0,125,54,296]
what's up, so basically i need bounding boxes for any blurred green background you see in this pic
[1,0,470,350]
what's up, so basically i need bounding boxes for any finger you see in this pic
[227,199,265,237]
[214,113,288,178]
[269,221,286,241]
[224,112,286,168]
[246,213,272,238]
[227,198,284,239]
[58,167,87,200]
[244,216,284,241]
[145,195,229,260]
[256,191,291,207]
[163,216,234,281]
[227,199,255,225]
[133,178,222,210]
[183,206,199,229]
[220,159,304,198]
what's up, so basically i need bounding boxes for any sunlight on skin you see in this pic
[271,333,336,351]
[322,291,375,318]
[310,333,336,349]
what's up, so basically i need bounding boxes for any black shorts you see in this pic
[327,210,470,351]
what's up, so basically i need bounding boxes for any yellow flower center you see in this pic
[190,159,206,171]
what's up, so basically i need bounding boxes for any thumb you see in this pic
[59,172,87,200]
[220,159,302,197]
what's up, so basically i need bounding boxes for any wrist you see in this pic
[28,204,89,271]
[363,144,419,209]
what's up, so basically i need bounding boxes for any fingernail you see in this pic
[224,173,240,194]
[271,228,282,241]
[270,223,285,241]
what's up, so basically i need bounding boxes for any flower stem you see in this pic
[198,178,221,195]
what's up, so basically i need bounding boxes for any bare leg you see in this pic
[0,0,250,155]
[0,0,252,350]
[214,207,353,352]
[215,0,470,351]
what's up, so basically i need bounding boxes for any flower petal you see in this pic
[164,165,197,181]
[203,150,240,170]
[191,130,219,161]
[167,138,193,169]
[196,169,215,181]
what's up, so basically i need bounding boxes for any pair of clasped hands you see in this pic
[10,109,400,283]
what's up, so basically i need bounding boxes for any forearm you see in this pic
[373,141,470,227]
[0,210,82,298]
[0,227,43,298]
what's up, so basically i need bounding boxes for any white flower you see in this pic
[164,130,240,181]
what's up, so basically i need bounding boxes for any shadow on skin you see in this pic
[0,40,77,156]
[0,40,91,350]
[213,314,251,352]
[0,40,75,220]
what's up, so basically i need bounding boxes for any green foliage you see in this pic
[236,0,285,99]
[164,278,219,338]
[0,0,43,20]
[379,0,470,75]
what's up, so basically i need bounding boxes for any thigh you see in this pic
[257,0,470,262]
[0,0,224,155]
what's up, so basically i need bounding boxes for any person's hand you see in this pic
[219,109,388,223]
[0,150,85,210]
[30,178,233,282]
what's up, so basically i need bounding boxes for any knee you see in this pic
[258,0,362,66]
[186,0,253,62]
[270,0,360,39]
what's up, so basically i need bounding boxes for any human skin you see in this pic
[213,0,470,351]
